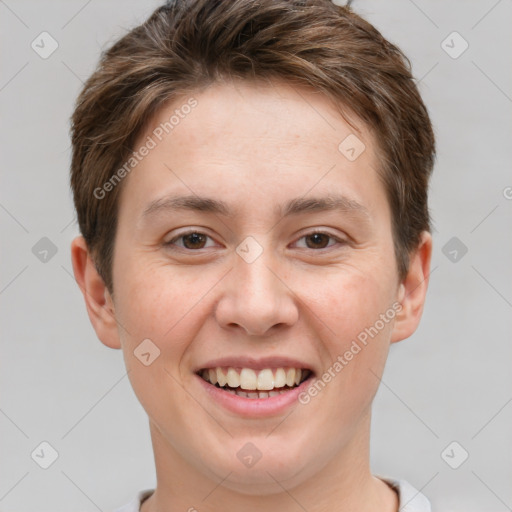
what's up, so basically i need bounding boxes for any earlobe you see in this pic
[391,231,433,344]
[70,236,121,349]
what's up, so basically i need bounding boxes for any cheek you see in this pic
[112,262,203,430]
[310,266,395,343]
[114,257,197,338]
[113,257,219,385]
[310,267,396,401]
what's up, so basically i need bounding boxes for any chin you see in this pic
[202,440,321,495]
[214,465,307,496]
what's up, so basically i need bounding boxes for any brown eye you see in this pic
[181,232,207,249]
[304,233,331,249]
[294,231,345,250]
[165,231,214,250]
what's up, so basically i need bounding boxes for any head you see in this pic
[70,0,434,495]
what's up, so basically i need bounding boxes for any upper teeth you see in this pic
[201,367,306,390]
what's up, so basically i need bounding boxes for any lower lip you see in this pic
[194,372,314,418]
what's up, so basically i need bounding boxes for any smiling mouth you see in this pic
[198,366,313,399]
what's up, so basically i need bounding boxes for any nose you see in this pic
[214,244,299,337]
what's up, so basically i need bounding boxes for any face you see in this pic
[75,79,430,494]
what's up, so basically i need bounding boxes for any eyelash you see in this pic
[164,229,348,252]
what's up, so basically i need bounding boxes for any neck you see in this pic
[141,410,398,512]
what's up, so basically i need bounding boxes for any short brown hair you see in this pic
[70,0,435,293]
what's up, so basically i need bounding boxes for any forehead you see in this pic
[122,79,388,225]
[143,79,372,156]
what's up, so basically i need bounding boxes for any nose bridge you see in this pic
[236,237,280,301]
[215,234,297,336]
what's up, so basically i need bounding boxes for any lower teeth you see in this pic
[219,386,296,399]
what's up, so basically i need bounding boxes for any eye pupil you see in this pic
[183,232,206,249]
[307,233,329,249]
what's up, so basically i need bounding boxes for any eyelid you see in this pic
[294,227,346,239]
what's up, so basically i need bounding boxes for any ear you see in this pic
[70,236,121,349]
[391,231,433,344]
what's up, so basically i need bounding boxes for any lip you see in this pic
[194,371,315,418]
[194,355,314,373]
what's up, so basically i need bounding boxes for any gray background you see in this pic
[1,0,511,510]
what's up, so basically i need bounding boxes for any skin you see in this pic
[71,79,432,512]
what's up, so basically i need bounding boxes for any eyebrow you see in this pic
[141,193,371,221]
